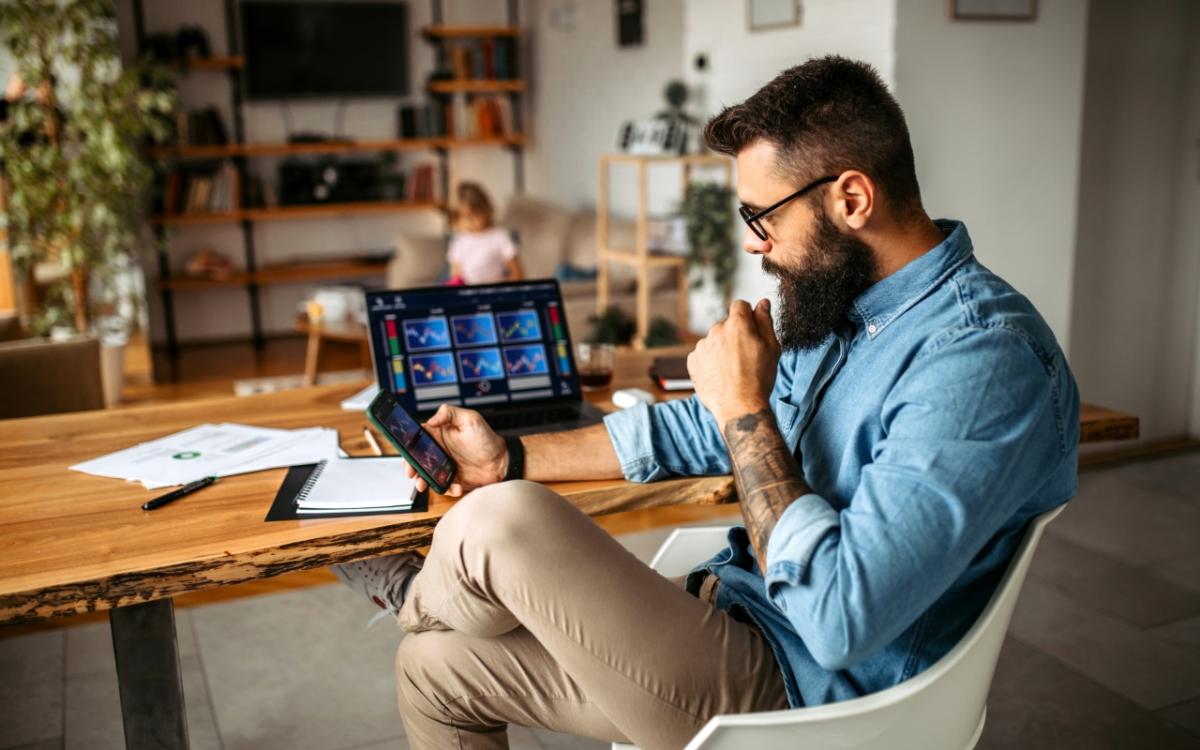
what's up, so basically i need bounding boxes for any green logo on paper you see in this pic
[172,451,201,460]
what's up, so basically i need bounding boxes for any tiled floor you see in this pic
[2,454,1199,749]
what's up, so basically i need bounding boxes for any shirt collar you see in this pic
[848,219,973,340]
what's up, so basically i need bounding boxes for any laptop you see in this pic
[364,280,607,436]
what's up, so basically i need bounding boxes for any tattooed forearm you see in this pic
[723,408,812,573]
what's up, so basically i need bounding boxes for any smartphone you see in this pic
[367,390,457,494]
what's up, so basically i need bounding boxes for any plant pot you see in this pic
[100,342,125,407]
[688,266,727,334]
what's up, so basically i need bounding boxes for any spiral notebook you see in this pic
[264,456,426,521]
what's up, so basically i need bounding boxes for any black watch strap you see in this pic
[502,435,525,481]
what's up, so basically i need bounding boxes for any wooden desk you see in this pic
[0,348,1137,747]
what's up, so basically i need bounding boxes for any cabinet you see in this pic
[596,154,734,348]
[133,0,525,376]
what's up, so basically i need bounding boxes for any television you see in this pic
[240,1,409,99]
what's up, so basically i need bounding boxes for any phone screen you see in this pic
[375,399,455,490]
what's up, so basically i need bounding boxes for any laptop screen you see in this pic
[365,280,582,416]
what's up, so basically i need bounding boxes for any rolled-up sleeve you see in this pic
[603,395,731,482]
[762,327,1076,671]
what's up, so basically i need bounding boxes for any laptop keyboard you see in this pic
[488,406,581,431]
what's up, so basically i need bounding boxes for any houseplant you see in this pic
[0,0,174,336]
[682,181,737,327]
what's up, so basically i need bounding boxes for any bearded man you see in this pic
[334,55,1079,750]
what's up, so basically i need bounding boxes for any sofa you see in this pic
[386,195,684,341]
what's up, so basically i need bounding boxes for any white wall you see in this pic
[524,0,685,217]
[1068,0,1200,442]
[683,0,897,310]
[127,0,523,344]
[893,0,1089,351]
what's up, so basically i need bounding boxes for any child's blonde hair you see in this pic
[456,182,494,226]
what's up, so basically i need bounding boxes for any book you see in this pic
[649,356,694,391]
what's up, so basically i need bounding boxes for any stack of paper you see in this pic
[70,423,341,490]
[294,457,416,514]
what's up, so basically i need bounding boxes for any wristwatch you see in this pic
[502,435,524,481]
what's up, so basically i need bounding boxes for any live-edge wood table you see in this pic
[0,349,1137,749]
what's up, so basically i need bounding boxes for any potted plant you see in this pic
[0,0,175,339]
[682,181,736,329]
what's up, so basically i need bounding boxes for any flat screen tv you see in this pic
[240,1,409,99]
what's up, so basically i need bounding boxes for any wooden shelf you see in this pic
[423,25,521,38]
[245,201,440,221]
[147,135,526,160]
[602,154,734,165]
[429,79,524,94]
[179,56,244,71]
[155,201,441,226]
[598,153,735,347]
[162,259,389,291]
[153,211,243,226]
[600,249,688,267]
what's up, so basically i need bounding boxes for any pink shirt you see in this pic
[447,227,517,284]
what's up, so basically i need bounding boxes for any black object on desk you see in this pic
[142,476,217,511]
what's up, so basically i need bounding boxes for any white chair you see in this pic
[614,506,1063,750]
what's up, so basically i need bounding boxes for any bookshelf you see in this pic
[135,0,527,378]
[597,154,735,348]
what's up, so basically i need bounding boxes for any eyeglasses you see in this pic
[738,175,839,241]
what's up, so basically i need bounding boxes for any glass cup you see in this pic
[576,342,615,391]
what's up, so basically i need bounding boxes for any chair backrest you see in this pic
[0,336,105,419]
[678,506,1063,750]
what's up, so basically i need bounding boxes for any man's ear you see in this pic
[831,170,875,230]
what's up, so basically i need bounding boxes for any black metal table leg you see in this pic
[109,599,190,749]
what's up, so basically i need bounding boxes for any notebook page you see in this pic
[297,457,417,509]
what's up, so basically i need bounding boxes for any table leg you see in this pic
[304,331,321,387]
[109,599,190,749]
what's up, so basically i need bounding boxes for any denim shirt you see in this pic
[603,220,1080,708]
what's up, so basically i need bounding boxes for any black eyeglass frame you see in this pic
[738,175,839,241]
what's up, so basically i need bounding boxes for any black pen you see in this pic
[142,476,218,511]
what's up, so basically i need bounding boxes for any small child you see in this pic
[447,182,522,285]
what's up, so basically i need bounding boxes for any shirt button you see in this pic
[867,324,877,334]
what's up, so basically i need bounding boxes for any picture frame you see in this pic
[747,0,799,32]
[951,0,1037,22]
[617,119,687,156]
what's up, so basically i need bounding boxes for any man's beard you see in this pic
[762,209,877,351]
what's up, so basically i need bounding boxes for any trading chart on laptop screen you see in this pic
[366,281,581,415]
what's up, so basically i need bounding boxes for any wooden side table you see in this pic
[295,302,370,386]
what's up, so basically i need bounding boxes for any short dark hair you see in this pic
[705,56,923,216]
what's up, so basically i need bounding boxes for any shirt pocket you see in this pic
[772,397,801,447]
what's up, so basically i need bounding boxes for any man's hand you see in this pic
[403,404,507,497]
[687,298,782,429]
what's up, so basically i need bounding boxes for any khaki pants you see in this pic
[396,480,788,750]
